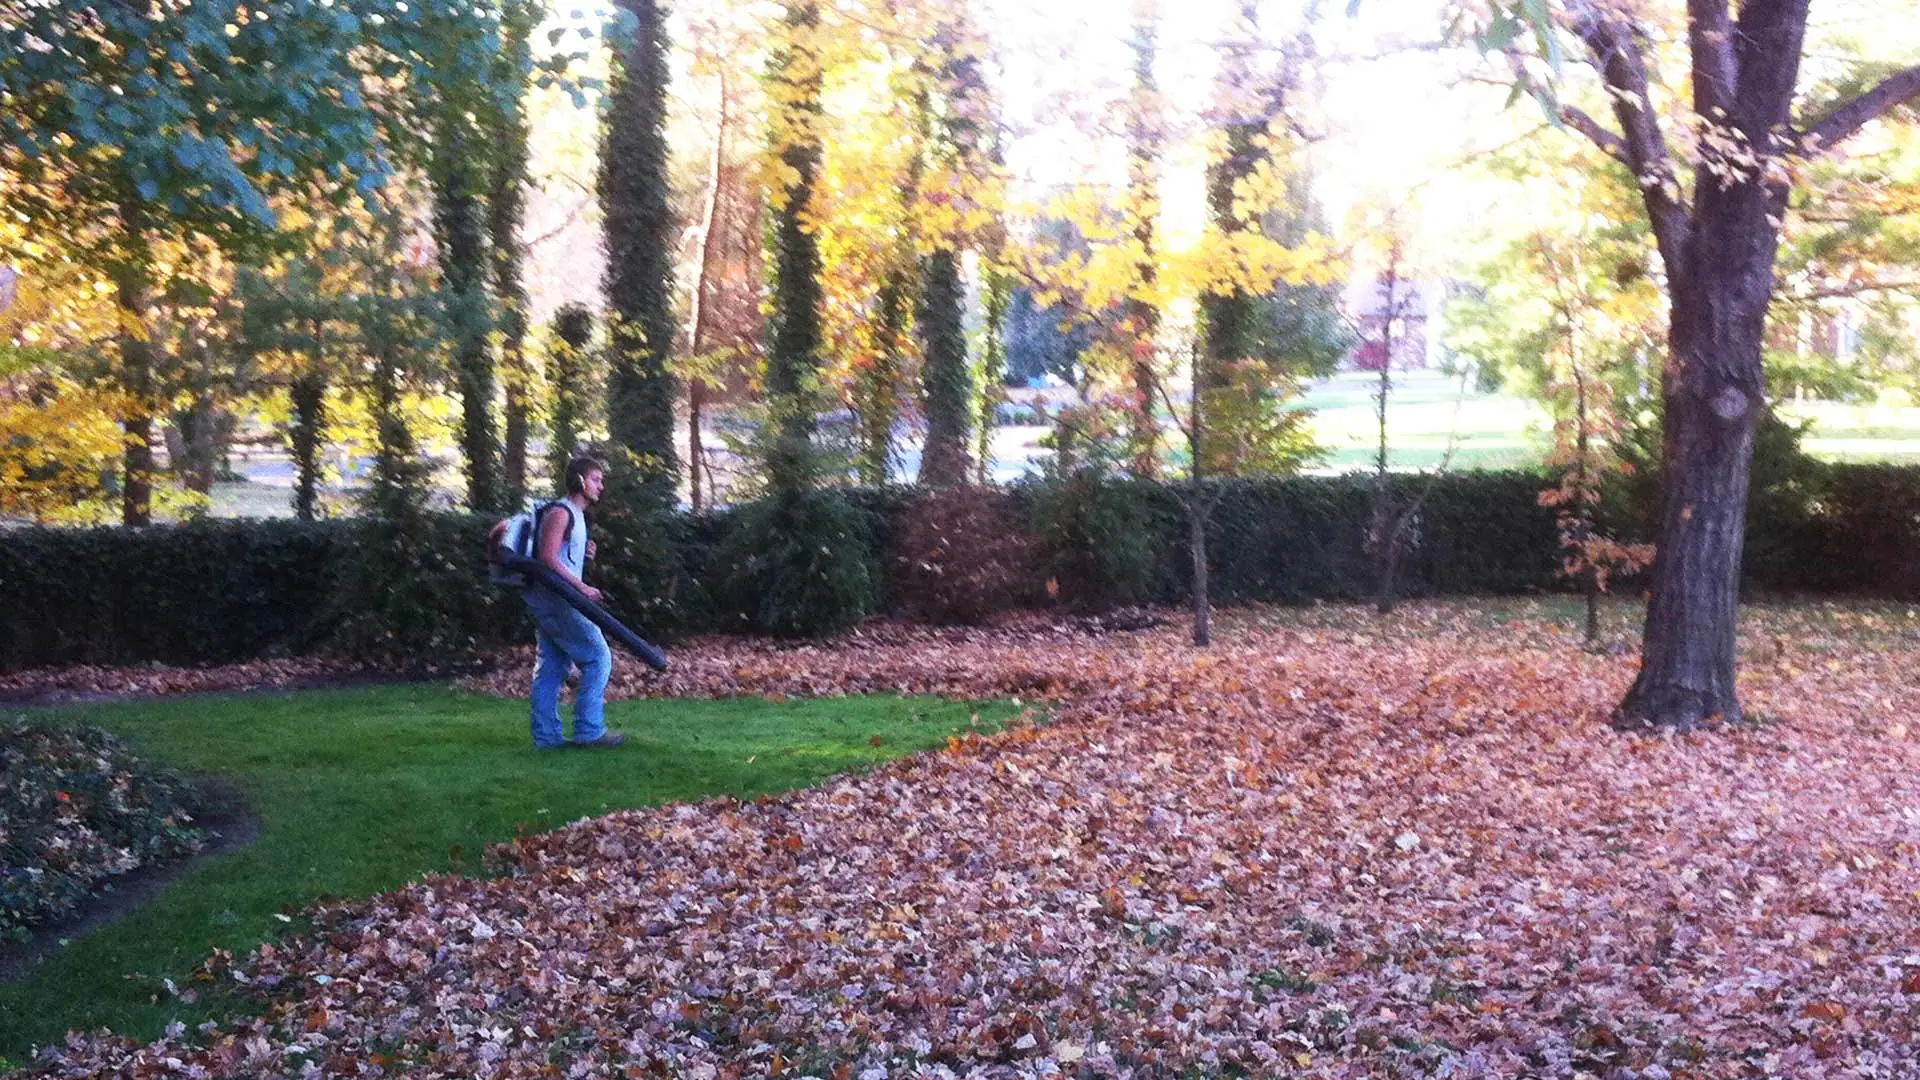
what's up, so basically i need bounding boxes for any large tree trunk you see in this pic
[918,248,973,488]
[114,262,155,527]
[112,206,157,525]
[1618,248,1768,729]
[288,372,329,521]
[1562,0,1920,729]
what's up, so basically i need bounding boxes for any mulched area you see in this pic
[16,607,1920,1077]
[0,658,381,707]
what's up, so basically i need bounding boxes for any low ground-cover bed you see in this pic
[0,720,208,944]
[20,601,1920,1078]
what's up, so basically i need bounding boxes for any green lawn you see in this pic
[1301,371,1551,472]
[1780,394,1920,462]
[0,686,1021,1061]
[1300,372,1920,471]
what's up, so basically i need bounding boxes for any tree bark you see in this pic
[1188,366,1211,647]
[1617,256,1766,728]
[1608,0,1809,729]
[1556,1,1920,728]
[918,248,973,488]
[1189,494,1211,647]
[289,372,328,522]
[115,268,156,527]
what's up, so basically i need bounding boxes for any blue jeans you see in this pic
[523,588,611,748]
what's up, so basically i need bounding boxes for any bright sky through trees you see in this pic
[517,0,1918,320]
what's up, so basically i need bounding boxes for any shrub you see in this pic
[0,520,342,670]
[11,464,1920,668]
[323,514,518,670]
[1022,475,1177,612]
[0,720,208,942]
[889,486,1038,624]
[710,489,878,637]
[591,459,709,642]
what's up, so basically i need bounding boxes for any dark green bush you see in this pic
[1798,465,1920,598]
[591,462,710,644]
[1022,475,1178,611]
[323,514,521,670]
[1407,471,1563,595]
[709,489,878,637]
[0,519,342,669]
[1201,475,1377,604]
[0,719,208,941]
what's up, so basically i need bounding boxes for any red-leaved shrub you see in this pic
[888,487,1038,624]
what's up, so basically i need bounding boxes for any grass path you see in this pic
[0,686,1018,1060]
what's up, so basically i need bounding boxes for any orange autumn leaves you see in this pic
[24,603,1920,1078]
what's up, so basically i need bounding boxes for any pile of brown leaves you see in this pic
[0,657,371,706]
[25,606,1920,1078]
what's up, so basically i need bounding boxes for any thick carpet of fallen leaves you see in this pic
[26,607,1920,1079]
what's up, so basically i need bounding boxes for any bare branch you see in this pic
[1558,105,1629,163]
[1796,64,1920,153]
[1567,2,1691,279]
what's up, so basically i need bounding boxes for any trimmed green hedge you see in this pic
[0,520,344,669]
[2,465,1916,671]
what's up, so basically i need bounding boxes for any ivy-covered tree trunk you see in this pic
[432,116,502,513]
[1123,2,1162,479]
[765,0,826,495]
[857,72,924,488]
[547,303,594,488]
[490,0,535,508]
[917,249,972,488]
[601,0,679,508]
[288,371,328,521]
[975,270,1011,484]
[858,268,912,486]
[1197,111,1260,472]
[168,393,224,495]
[365,323,426,523]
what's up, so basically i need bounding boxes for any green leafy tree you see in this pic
[432,111,503,513]
[764,0,829,494]
[1195,3,1344,479]
[916,17,998,489]
[710,0,877,638]
[0,0,504,525]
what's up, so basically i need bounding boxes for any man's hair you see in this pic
[564,456,606,495]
